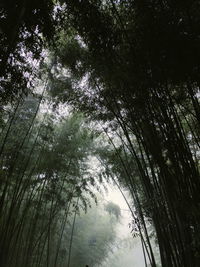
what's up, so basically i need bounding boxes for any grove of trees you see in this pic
[0,1,200,266]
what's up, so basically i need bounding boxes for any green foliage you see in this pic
[0,0,57,103]
[0,93,106,267]
[1,1,200,266]
[48,2,200,266]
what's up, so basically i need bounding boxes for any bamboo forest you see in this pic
[0,1,200,266]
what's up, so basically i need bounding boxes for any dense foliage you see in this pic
[0,91,119,266]
[0,0,57,103]
[0,1,200,266]
[49,1,200,266]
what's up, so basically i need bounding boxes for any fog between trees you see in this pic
[0,1,200,266]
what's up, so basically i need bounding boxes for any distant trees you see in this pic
[65,199,120,267]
